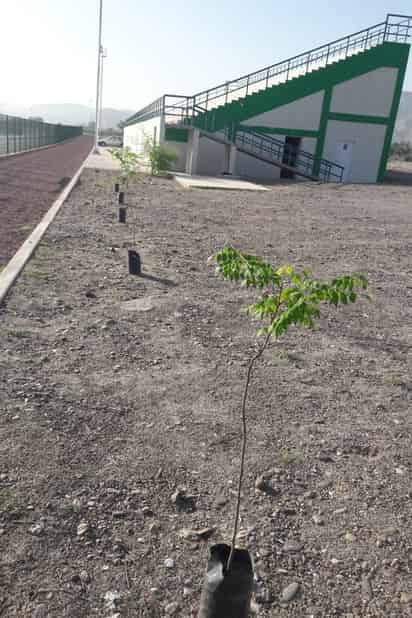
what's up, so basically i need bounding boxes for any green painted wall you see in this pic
[164,127,189,143]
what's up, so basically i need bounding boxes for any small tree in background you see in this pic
[213,246,368,571]
[143,136,178,175]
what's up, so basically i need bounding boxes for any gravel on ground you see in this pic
[0,165,411,617]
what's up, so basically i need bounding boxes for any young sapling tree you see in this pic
[109,147,141,188]
[143,136,178,175]
[212,246,368,573]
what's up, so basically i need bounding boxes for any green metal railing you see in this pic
[191,13,412,111]
[124,13,412,127]
[234,127,344,182]
[0,113,83,156]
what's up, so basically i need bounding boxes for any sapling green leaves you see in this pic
[109,147,141,186]
[215,246,368,337]
[213,246,368,572]
[143,136,178,176]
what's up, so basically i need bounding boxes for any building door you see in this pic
[281,136,301,179]
[335,142,353,182]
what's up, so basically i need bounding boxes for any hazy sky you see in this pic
[2,1,411,112]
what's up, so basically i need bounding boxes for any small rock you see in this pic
[79,569,90,584]
[171,488,196,512]
[183,586,192,597]
[32,604,48,618]
[165,601,180,615]
[303,490,316,499]
[400,592,412,604]
[250,600,260,614]
[179,527,215,541]
[77,521,89,537]
[29,522,45,536]
[255,475,267,491]
[164,558,175,569]
[318,452,334,463]
[318,479,333,490]
[283,540,303,553]
[104,590,121,609]
[345,532,356,542]
[149,521,161,534]
[214,494,228,509]
[361,577,373,600]
[312,514,324,526]
[255,586,272,604]
[281,582,300,603]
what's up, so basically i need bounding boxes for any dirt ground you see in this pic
[0,136,93,268]
[1,166,412,617]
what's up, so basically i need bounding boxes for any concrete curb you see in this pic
[0,147,93,306]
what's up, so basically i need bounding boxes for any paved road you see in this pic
[0,136,93,267]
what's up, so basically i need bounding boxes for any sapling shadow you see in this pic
[198,246,368,617]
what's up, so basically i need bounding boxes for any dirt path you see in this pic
[0,136,93,268]
[0,169,411,617]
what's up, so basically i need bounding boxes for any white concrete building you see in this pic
[124,14,411,183]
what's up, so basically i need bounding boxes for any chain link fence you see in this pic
[0,113,83,156]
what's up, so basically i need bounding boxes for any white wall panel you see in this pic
[323,120,386,183]
[244,91,324,131]
[330,68,397,117]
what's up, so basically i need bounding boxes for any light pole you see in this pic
[94,0,103,153]
[99,47,107,138]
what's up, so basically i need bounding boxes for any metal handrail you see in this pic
[192,13,412,109]
[124,13,411,126]
[235,126,344,182]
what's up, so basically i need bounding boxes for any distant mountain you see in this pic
[394,91,412,143]
[0,103,134,130]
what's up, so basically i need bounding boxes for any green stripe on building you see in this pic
[312,88,332,177]
[164,127,189,143]
[377,49,410,181]
[328,112,390,125]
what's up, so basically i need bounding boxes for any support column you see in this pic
[185,128,200,175]
[223,143,238,175]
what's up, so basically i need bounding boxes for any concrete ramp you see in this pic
[174,173,269,191]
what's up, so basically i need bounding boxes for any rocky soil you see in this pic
[1,167,411,617]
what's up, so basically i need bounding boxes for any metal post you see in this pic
[325,44,330,67]
[99,47,107,138]
[6,115,9,155]
[94,0,103,153]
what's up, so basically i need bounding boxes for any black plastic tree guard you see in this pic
[128,250,141,275]
[114,182,120,193]
[118,191,125,205]
[198,544,253,618]
[118,207,126,223]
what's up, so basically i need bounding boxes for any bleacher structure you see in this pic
[123,14,411,183]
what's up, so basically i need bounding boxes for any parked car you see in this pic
[98,136,123,147]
